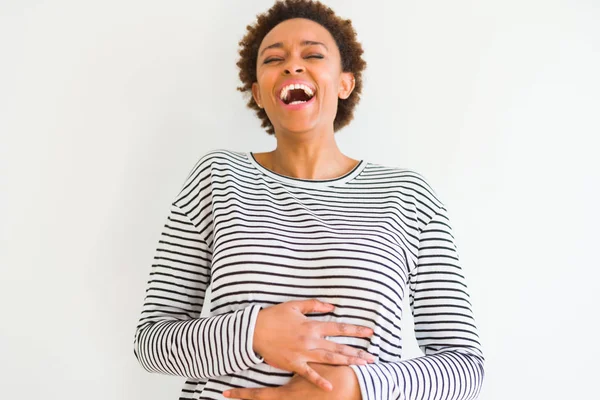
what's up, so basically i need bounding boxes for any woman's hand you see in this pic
[252,299,376,391]
[223,363,362,400]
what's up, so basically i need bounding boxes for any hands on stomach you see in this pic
[253,299,376,392]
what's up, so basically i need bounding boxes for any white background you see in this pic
[1,0,599,399]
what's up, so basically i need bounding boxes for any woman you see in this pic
[133,1,485,399]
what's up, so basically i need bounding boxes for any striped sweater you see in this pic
[133,148,485,399]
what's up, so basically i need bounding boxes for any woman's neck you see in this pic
[256,146,359,180]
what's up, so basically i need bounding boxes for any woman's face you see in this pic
[252,18,355,136]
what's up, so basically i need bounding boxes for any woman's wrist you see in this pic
[341,366,362,400]
[309,364,362,400]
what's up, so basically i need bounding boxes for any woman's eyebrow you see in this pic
[259,40,328,56]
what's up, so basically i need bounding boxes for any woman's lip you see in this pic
[276,80,317,98]
[277,94,316,110]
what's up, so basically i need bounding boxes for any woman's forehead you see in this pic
[259,18,336,51]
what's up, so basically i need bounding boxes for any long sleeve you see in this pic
[349,204,485,400]
[132,202,264,379]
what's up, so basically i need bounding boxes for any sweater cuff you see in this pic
[244,304,264,365]
[349,363,396,400]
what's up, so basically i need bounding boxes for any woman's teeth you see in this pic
[279,83,315,103]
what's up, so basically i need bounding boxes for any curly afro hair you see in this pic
[236,0,367,135]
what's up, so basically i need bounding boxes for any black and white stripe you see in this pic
[133,149,485,400]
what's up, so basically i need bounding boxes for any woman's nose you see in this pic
[283,59,305,75]
[284,67,304,74]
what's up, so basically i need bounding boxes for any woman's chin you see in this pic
[277,119,318,134]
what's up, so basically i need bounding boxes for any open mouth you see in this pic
[279,83,315,105]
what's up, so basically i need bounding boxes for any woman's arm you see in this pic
[349,204,485,400]
[132,202,264,379]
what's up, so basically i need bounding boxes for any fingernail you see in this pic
[223,390,230,397]
[357,359,368,365]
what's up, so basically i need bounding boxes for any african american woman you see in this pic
[133,1,485,399]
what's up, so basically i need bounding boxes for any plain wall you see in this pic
[1,0,598,399]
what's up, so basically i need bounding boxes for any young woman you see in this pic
[133,1,485,399]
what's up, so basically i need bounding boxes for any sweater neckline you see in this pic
[247,151,366,188]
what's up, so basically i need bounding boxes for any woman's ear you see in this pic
[338,72,355,100]
[252,82,263,108]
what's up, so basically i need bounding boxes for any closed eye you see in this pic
[263,54,324,64]
[263,58,282,64]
